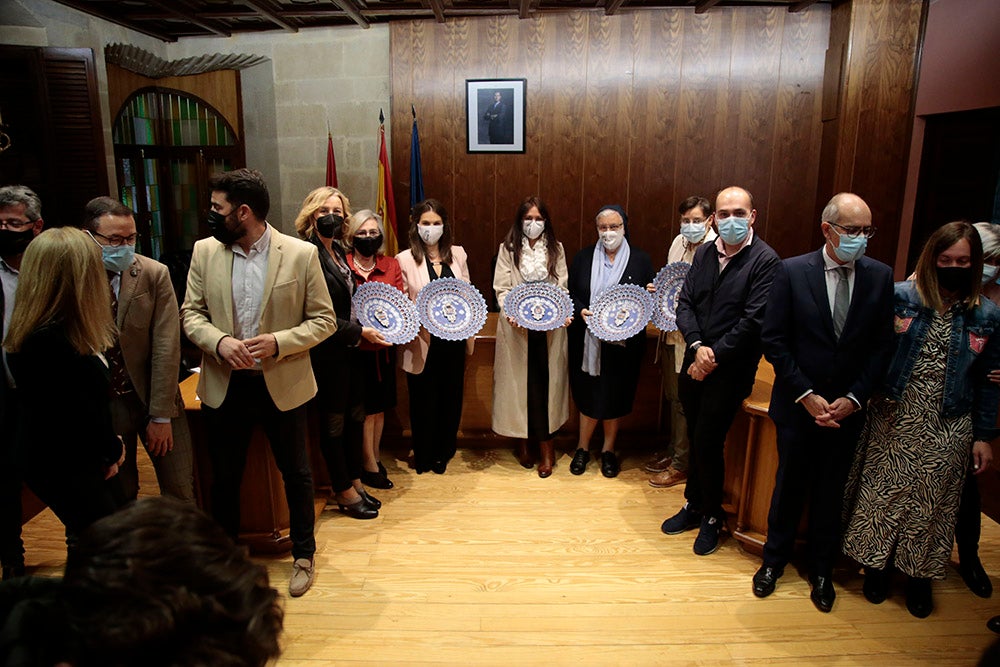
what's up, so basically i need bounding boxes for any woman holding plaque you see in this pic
[492,197,571,478]
[294,187,388,519]
[567,205,654,478]
[346,209,404,490]
[397,199,472,475]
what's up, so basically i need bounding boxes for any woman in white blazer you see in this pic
[396,199,472,474]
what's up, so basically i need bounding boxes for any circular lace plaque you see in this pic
[415,277,488,341]
[352,281,421,344]
[587,283,653,342]
[651,261,691,332]
[504,281,573,331]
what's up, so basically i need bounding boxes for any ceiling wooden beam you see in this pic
[789,0,820,12]
[45,0,176,41]
[149,0,230,37]
[694,0,722,14]
[605,0,628,16]
[428,0,447,23]
[240,0,298,32]
[329,0,371,28]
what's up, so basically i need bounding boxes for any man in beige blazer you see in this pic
[181,169,336,598]
[82,197,194,504]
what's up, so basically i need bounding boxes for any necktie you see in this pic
[106,272,133,396]
[833,266,850,340]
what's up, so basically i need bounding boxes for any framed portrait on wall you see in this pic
[466,78,526,153]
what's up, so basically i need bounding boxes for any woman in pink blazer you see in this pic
[396,199,471,474]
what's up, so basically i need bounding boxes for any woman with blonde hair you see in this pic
[345,209,404,489]
[5,227,125,536]
[294,187,388,519]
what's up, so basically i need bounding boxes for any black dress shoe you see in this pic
[361,469,394,489]
[988,615,1000,634]
[569,448,589,475]
[905,577,933,618]
[809,575,835,613]
[863,567,890,604]
[431,460,447,474]
[358,488,381,510]
[337,498,378,520]
[960,558,993,598]
[600,451,620,478]
[1,564,25,581]
[752,565,784,598]
[377,461,388,476]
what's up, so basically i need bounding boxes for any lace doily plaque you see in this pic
[587,283,653,342]
[651,261,691,332]
[415,277,488,341]
[352,281,421,344]
[504,281,573,331]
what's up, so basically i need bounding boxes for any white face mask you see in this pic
[983,264,999,285]
[418,224,444,246]
[523,219,545,240]
[600,229,624,251]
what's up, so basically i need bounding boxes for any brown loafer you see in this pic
[649,467,688,488]
[643,452,673,473]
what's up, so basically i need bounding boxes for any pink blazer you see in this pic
[396,245,471,374]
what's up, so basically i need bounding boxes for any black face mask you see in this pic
[207,209,245,246]
[316,214,344,240]
[0,229,34,258]
[353,234,383,258]
[937,266,973,293]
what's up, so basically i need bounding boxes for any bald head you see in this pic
[716,186,754,213]
[822,192,871,229]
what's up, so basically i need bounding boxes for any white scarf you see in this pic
[519,236,549,282]
[582,239,631,376]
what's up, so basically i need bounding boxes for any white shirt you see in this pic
[231,225,271,367]
[0,258,18,387]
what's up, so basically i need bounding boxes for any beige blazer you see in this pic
[491,242,570,438]
[396,245,471,375]
[181,225,337,411]
[117,253,182,418]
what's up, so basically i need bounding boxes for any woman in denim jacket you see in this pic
[842,221,1000,619]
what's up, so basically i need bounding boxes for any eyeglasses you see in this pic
[680,218,707,225]
[597,223,623,233]
[92,230,138,247]
[0,218,34,231]
[829,222,876,239]
[354,230,381,238]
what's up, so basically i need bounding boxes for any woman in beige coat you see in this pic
[492,197,570,477]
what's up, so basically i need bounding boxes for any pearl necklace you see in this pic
[355,256,376,272]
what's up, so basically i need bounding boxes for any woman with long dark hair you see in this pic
[492,197,570,477]
[396,199,472,474]
[843,221,1000,618]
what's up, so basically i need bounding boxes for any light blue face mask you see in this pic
[102,244,135,274]
[983,264,999,285]
[833,232,867,262]
[680,222,708,244]
[716,217,750,245]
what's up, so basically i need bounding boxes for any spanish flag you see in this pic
[376,109,399,256]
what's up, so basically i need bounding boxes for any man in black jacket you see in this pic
[660,186,780,556]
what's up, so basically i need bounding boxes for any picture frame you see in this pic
[466,78,526,154]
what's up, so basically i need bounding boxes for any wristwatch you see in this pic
[690,342,702,351]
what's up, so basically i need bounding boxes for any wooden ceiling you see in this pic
[50,0,829,41]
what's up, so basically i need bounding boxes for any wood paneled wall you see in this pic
[816,0,924,270]
[390,8,830,294]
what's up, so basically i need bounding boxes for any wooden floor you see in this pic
[21,446,1000,666]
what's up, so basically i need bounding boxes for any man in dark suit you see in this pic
[0,185,44,580]
[751,192,893,613]
[81,197,195,504]
[660,186,780,556]
[483,91,510,144]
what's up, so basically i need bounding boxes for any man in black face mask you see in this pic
[0,185,45,581]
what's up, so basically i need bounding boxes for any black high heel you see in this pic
[337,498,378,520]
[358,488,382,510]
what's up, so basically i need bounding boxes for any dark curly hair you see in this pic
[63,497,283,667]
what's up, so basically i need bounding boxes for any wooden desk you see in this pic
[181,373,328,554]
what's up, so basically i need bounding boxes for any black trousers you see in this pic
[526,330,553,441]
[313,355,366,493]
[0,388,23,567]
[679,363,755,518]
[201,373,316,561]
[955,466,982,561]
[762,414,863,576]
[23,466,124,542]
[407,338,465,470]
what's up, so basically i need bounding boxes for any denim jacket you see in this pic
[883,281,1000,441]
